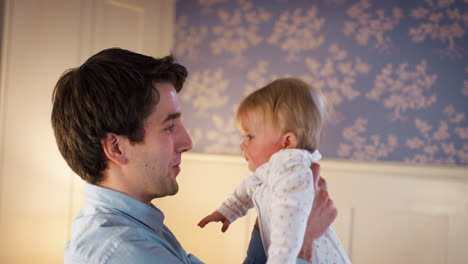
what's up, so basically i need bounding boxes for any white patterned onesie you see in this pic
[217,149,351,264]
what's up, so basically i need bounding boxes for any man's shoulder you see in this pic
[65,225,190,264]
[64,216,143,263]
[65,209,162,264]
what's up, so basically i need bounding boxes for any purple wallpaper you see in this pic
[175,0,468,166]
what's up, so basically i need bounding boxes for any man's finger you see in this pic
[317,177,328,191]
[314,189,329,207]
[311,162,321,191]
[326,202,338,222]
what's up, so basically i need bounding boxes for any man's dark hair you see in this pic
[51,48,188,184]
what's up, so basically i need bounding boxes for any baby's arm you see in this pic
[267,153,315,264]
[198,173,259,232]
[198,211,230,232]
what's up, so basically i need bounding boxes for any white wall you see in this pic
[0,0,174,263]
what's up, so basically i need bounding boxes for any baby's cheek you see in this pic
[251,153,267,169]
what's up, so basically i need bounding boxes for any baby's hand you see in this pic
[198,211,231,232]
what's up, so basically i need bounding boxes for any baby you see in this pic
[199,78,351,264]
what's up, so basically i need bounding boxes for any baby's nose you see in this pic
[240,141,246,151]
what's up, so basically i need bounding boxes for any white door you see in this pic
[0,1,174,263]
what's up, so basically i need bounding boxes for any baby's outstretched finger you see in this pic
[221,221,230,232]
[198,216,212,228]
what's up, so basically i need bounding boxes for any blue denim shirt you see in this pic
[64,183,204,264]
[65,183,310,264]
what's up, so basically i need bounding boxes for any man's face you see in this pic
[125,83,192,203]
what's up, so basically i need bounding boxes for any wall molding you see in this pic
[183,152,468,181]
[0,0,13,225]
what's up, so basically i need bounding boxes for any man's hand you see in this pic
[198,211,231,232]
[298,163,338,262]
[309,163,337,239]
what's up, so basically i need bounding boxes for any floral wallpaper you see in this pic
[175,0,468,166]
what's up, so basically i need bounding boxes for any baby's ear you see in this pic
[281,132,298,149]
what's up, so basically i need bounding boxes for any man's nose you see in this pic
[177,125,193,153]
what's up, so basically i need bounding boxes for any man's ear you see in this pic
[281,132,298,149]
[101,133,129,165]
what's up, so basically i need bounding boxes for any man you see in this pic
[52,48,337,263]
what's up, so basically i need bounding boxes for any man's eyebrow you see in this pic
[162,112,181,124]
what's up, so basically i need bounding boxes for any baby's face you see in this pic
[239,109,283,172]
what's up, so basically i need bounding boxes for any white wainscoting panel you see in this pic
[156,153,468,264]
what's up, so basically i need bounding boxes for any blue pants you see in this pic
[243,226,266,264]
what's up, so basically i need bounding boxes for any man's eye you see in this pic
[165,124,175,132]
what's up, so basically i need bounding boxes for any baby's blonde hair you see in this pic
[237,77,328,152]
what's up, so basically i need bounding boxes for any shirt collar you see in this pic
[85,183,164,231]
[309,149,322,161]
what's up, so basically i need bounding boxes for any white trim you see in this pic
[0,0,13,211]
[182,152,468,181]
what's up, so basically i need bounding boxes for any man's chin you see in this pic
[161,187,179,197]
[166,190,179,196]
[169,182,179,196]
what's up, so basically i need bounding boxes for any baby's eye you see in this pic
[247,135,254,141]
